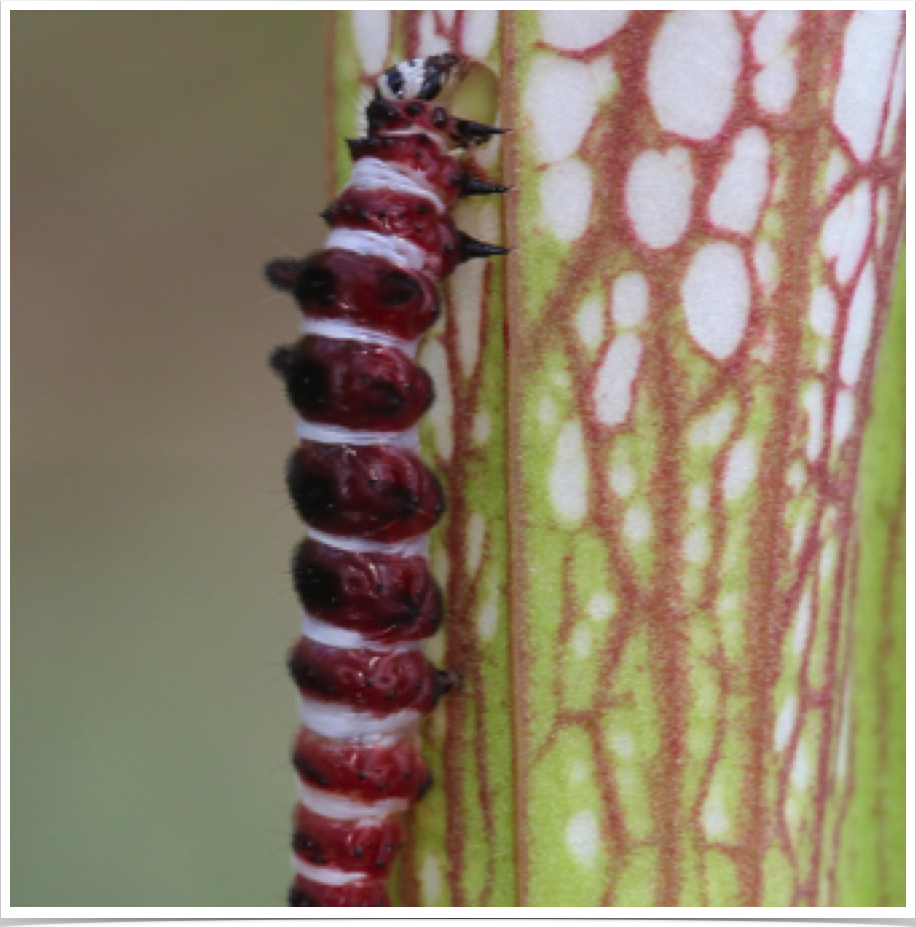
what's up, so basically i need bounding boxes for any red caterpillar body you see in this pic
[265,54,507,907]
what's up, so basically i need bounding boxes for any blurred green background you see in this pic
[12,12,330,906]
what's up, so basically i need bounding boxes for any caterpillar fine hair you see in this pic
[264,54,508,907]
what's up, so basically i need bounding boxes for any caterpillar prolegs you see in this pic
[265,54,507,907]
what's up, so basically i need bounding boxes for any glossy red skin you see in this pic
[289,636,446,715]
[274,335,434,431]
[292,727,432,803]
[348,134,464,208]
[294,249,440,339]
[273,68,508,910]
[324,186,460,279]
[288,873,389,907]
[287,442,444,542]
[293,803,404,878]
[293,538,442,642]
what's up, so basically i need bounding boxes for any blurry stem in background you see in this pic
[326,11,906,907]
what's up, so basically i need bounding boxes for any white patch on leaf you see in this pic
[683,242,751,360]
[690,484,709,512]
[626,146,695,249]
[576,295,604,350]
[832,388,856,448]
[466,511,486,574]
[791,742,811,791]
[608,729,635,758]
[417,11,450,55]
[572,624,592,659]
[683,525,710,565]
[420,339,453,460]
[539,395,558,427]
[834,11,903,162]
[609,461,636,498]
[588,591,615,623]
[566,811,600,867]
[753,239,778,296]
[612,272,650,328]
[774,696,797,750]
[453,257,485,378]
[802,381,825,461]
[752,10,800,64]
[648,11,741,141]
[840,261,876,385]
[754,57,798,114]
[824,149,849,195]
[421,854,442,905]
[880,45,906,157]
[809,285,838,338]
[587,56,616,99]
[524,56,598,164]
[462,10,498,59]
[476,574,500,642]
[540,158,594,242]
[689,403,736,448]
[702,778,730,840]
[593,333,643,428]
[751,10,800,115]
[786,461,806,494]
[539,10,629,51]
[351,11,391,74]
[550,422,588,525]
[723,437,758,501]
[709,127,771,235]
[820,180,873,285]
[624,503,652,544]
[793,588,813,656]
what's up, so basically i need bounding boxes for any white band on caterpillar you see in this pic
[300,316,418,354]
[300,611,423,653]
[305,525,430,558]
[296,418,420,449]
[296,778,410,821]
[348,158,445,213]
[325,228,427,272]
[291,855,371,886]
[298,693,421,739]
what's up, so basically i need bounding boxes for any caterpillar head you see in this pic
[374,54,465,103]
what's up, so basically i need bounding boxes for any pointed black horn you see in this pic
[458,232,512,263]
[457,119,505,137]
[436,669,462,697]
[454,119,506,146]
[460,174,510,197]
[265,258,302,292]
[269,345,294,379]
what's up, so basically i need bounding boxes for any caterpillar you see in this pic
[264,53,508,907]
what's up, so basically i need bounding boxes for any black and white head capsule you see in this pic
[375,54,464,102]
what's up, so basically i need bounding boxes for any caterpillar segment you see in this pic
[265,54,507,907]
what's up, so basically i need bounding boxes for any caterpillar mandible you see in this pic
[265,53,508,908]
